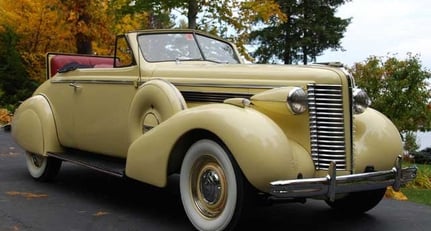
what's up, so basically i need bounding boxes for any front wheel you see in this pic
[325,188,387,214]
[26,152,62,181]
[180,139,246,231]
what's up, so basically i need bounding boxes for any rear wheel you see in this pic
[326,188,387,214]
[180,139,246,231]
[25,152,62,181]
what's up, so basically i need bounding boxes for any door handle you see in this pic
[69,83,81,89]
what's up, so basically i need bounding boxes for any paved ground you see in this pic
[1,129,431,230]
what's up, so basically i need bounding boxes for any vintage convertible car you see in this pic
[12,29,417,230]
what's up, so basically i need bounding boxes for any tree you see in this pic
[249,0,351,64]
[0,0,74,82]
[0,0,149,82]
[194,0,286,60]
[0,26,37,109]
[110,0,173,29]
[118,0,285,60]
[351,54,431,152]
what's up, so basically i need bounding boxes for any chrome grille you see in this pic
[308,84,346,170]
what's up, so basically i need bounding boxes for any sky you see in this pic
[316,0,431,150]
[317,0,431,70]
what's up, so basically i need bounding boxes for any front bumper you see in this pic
[270,156,417,202]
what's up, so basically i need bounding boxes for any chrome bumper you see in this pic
[270,156,417,202]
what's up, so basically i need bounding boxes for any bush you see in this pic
[412,148,431,164]
[0,26,37,109]
[405,166,431,190]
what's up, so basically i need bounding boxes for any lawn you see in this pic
[401,163,431,206]
[401,188,431,206]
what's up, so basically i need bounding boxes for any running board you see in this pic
[48,149,126,178]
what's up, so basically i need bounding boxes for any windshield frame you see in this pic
[137,31,240,64]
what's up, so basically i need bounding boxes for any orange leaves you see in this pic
[0,108,11,125]
[93,211,110,216]
[385,187,408,201]
[0,0,73,82]
[6,191,48,200]
[240,0,287,23]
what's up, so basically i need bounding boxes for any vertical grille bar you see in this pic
[308,84,346,170]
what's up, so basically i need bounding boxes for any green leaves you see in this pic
[0,26,37,109]
[249,0,351,64]
[351,54,431,134]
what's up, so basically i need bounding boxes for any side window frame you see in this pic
[114,35,136,68]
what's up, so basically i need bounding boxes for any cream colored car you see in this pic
[12,29,416,231]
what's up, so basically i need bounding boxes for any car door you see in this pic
[69,67,139,158]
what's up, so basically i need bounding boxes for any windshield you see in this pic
[138,32,240,64]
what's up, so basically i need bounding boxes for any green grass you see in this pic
[402,163,431,206]
[401,188,431,206]
[414,163,431,171]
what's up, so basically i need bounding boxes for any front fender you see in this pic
[126,104,315,192]
[11,95,62,155]
[353,108,403,172]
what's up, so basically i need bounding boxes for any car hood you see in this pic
[149,62,345,86]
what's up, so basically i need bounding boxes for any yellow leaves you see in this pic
[114,13,149,34]
[240,0,287,23]
[0,0,73,81]
[406,167,431,189]
[93,211,110,216]
[67,11,78,22]
[0,108,11,124]
[20,52,47,83]
[385,186,408,201]
[6,191,48,200]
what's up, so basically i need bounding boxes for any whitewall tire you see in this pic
[180,139,245,231]
[25,152,62,181]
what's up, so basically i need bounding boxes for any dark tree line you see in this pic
[0,27,37,110]
[250,0,351,64]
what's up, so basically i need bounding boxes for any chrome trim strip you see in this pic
[173,82,281,89]
[270,156,417,201]
[51,79,306,91]
[181,91,253,103]
[51,79,135,85]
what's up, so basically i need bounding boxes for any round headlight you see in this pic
[287,87,308,114]
[353,88,371,114]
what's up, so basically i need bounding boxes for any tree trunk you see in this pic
[76,32,93,54]
[188,0,198,29]
[74,2,92,54]
[302,46,308,65]
[283,49,292,64]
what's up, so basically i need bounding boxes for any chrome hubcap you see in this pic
[191,155,227,218]
[30,153,44,168]
[200,169,222,204]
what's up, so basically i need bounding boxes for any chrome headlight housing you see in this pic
[352,88,371,114]
[287,87,308,114]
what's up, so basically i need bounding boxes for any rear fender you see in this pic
[126,104,314,192]
[11,95,62,155]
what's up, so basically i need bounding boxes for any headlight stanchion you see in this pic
[352,88,371,114]
[287,87,308,114]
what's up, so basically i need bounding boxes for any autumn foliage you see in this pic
[0,0,149,83]
[0,108,11,125]
[0,0,351,110]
